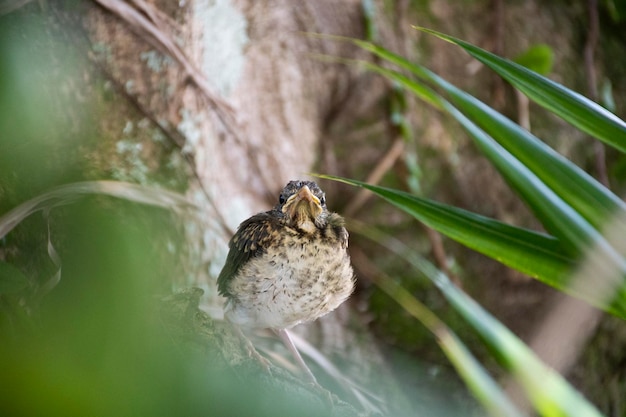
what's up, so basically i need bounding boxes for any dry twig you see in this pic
[344,137,405,217]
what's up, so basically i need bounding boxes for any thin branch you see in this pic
[424,226,461,287]
[130,0,178,32]
[344,137,405,217]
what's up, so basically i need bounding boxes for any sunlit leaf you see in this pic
[351,40,626,231]
[435,268,605,417]
[321,175,626,318]
[372,265,523,417]
[415,27,626,153]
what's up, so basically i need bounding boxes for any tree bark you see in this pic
[82,0,399,412]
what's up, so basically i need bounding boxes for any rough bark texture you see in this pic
[85,0,389,285]
[81,0,401,413]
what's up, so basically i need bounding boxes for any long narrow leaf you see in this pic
[415,27,626,153]
[350,60,600,255]
[337,52,626,316]
[433,75,626,229]
[319,174,573,281]
[322,175,626,318]
[361,255,524,417]
[357,224,604,417]
[352,40,626,230]
[435,267,605,417]
[445,92,608,256]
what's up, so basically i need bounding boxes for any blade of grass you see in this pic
[414,27,626,153]
[321,175,626,318]
[318,174,574,282]
[355,224,605,417]
[351,245,524,417]
[350,40,626,230]
[328,63,600,255]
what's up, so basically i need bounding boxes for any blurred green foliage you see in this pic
[0,11,91,210]
[0,197,340,416]
[0,10,348,416]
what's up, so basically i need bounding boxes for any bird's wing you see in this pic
[217,212,279,297]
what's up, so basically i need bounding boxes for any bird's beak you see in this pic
[283,185,323,220]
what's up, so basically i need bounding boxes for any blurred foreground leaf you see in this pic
[0,181,194,239]
[0,261,29,293]
[353,226,523,417]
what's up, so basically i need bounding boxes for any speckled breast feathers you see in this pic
[217,180,355,330]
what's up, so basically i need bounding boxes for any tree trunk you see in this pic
[78,0,400,412]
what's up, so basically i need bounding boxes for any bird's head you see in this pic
[277,180,327,233]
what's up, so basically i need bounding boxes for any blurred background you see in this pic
[1,0,625,415]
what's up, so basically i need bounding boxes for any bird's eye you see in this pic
[320,196,326,206]
[279,195,286,205]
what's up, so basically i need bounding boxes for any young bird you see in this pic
[217,180,355,381]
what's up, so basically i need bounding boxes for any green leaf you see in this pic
[368,263,524,417]
[432,73,626,230]
[348,59,599,255]
[345,40,626,318]
[605,0,626,23]
[435,269,606,417]
[414,27,626,154]
[320,175,573,279]
[513,44,554,75]
[0,262,29,294]
[350,40,626,231]
[320,175,626,319]
[359,224,605,417]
